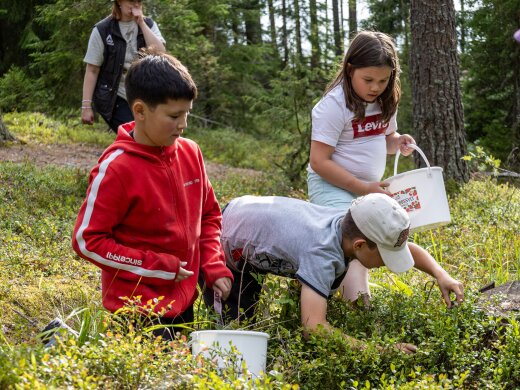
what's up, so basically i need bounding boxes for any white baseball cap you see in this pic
[350,193,414,273]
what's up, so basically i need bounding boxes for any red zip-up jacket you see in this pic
[72,122,233,317]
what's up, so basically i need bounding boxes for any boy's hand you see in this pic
[212,277,232,301]
[174,261,194,282]
[377,342,417,355]
[437,273,464,308]
[394,342,417,354]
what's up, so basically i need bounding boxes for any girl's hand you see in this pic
[398,134,416,156]
[174,261,194,282]
[212,277,232,301]
[363,181,392,196]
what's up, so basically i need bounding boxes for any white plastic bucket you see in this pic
[190,330,269,377]
[385,144,451,233]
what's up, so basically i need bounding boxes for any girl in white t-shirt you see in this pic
[307,31,415,303]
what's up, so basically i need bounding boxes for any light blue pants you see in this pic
[307,170,356,211]
[307,170,370,303]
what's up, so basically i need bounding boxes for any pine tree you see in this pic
[410,0,469,182]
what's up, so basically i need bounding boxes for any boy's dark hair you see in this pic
[341,211,377,250]
[325,30,401,123]
[125,48,198,108]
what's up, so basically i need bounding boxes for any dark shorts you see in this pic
[104,96,133,133]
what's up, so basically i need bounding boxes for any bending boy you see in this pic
[72,50,232,339]
[205,193,463,353]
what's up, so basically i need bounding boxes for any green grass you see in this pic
[1,112,519,389]
[2,112,279,172]
[3,112,114,147]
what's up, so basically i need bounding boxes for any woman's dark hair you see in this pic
[341,211,377,250]
[325,30,401,123]
[125,48,198,107]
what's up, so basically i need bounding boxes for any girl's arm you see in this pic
[309,140,391,196]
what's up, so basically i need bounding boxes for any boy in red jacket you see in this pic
[72,49,233,340]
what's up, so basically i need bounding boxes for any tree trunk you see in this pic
[243,0,263,45]
[267,0,278,52]
[231,5,240,45]
[293,0,303,61]
[340,0,345,44]
[332,0,342,56]
[401,0,410,53]
[513,29,520,166]
[410,0,469,182]
[309,0,320,68]
[0,113,15,143]
[459,0,465,53]
[281,0,289,67]
[348,0,357,38]
[324,0,330,61]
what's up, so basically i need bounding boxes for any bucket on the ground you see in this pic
[385,144,451,233]
[190,330,269,377]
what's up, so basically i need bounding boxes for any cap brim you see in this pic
[378,243,414,274]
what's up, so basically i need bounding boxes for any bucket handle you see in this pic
[394,143,432,176]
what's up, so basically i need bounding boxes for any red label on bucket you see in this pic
[391,186,421,212]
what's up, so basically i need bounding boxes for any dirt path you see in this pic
[0,142,260,181]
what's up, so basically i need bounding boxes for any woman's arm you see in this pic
[81,63,100,125]
[133,9,165,52]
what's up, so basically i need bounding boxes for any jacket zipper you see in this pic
[161,147,190,265]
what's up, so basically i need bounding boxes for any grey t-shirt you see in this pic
[84,20,165,100]
[222,195,349,298]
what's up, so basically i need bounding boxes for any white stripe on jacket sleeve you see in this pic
[75,148,177,280]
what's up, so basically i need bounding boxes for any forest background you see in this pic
[0,0,520,389]
[1,0,519,185]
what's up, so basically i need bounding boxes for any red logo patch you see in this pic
[391,186,421,213]
[352,113,389,138]
[394,227,410,248]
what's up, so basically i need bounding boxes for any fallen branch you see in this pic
[474,171,520,178]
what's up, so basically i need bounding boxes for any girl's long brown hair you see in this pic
[325,31,401,123]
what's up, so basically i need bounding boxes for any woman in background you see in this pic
[81,0,165,132]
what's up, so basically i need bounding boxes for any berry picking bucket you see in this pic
[190,330,269,377]
[385,144,451,233]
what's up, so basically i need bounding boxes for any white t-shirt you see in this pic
[84,20,165,100]
[308,84,397,182]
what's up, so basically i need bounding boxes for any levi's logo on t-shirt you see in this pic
[352,113,388,138]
